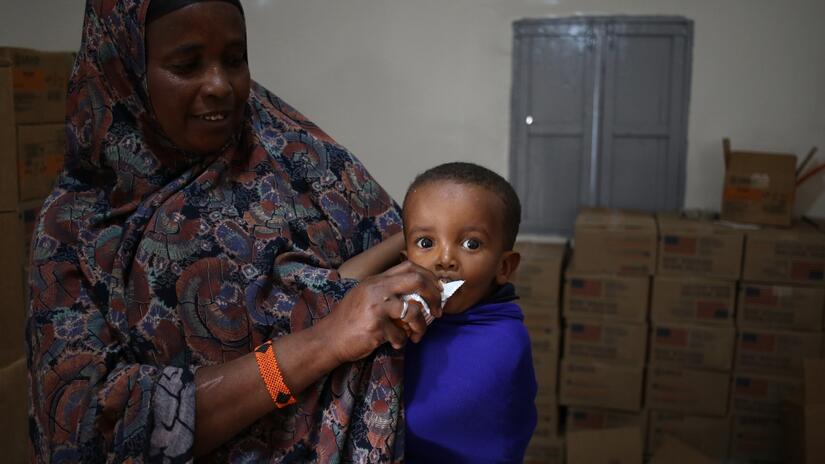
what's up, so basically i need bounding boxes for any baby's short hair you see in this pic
[403,162,521,250]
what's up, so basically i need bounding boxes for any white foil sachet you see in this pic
[402,280,464,325]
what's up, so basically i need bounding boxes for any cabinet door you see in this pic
[598,18,692,211]
[511,19,599,235]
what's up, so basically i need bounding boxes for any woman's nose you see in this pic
[203,65,232,98]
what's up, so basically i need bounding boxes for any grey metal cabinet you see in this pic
[510,17,693,235]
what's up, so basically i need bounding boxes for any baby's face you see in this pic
[403,180,509,314]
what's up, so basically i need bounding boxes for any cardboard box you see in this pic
[656,213,744,279]
[572,208,658,275]
[650,435,716,464]
[566,406,644,432]
[737,282,825,331]
[804,358,825,404]
[533,399,560,443]
[742,223,825,286]
[18,199,42,262]
[563,319,648,366]
[649,323,736,371]
[559,359,644,412]
[524,435,564,464]
[783,359,825,464]
[729,414,784,463]
[721,148,797,227]
[533,352,560,402]
[735,329,823,377]
[16,124,64,201]
[566,426,644,464]
[651,276,736,326]
[0,212,25,366]
[1,48,73,212]
[521,300,560,328]
[0,357,28,464]
[563,272,649,322]
[784,401,825,464]
[513,240,567,306]
[0,47,74,124]
[730,372,803,417]
[527,323,559,358]
[646,410,730,459]
[527,323,560,398]
[0,66,15,212]
[645,366,730,416]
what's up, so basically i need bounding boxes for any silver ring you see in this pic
[399,299,409,320]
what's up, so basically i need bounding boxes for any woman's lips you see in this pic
[193,111,231,122]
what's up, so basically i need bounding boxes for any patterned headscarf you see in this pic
[146,0,244,25]
[27,0,404,462]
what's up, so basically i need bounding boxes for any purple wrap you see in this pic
[404,284,538,463]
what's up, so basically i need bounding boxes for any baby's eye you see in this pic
[415,237,434,249]
[462,239,481,250]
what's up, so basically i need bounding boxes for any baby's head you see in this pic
[402,162,521,314]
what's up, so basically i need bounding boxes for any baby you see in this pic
[339,162,537,462]
[400,162,537,463]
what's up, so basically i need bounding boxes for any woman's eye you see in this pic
[225,54,246,68]
[415,237,434,249]
[462,239,481,250]
[170,60,199,74]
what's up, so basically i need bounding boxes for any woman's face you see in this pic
[145,1,250,154]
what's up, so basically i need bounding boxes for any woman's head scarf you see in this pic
[146,0,243,25]
[27,0,404,461]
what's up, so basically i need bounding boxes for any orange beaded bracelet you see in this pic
[254,340,296,408]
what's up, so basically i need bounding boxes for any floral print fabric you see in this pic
[26,1,403,462]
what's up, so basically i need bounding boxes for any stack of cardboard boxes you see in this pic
[729,223,825,462]
[513,239,567,463]
[515,207,825,463]
[559,208,656,461]
[646,213,743,461]
[0,47,73,462]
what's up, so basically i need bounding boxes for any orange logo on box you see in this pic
[12,69,47,92]
[723,186,763,202]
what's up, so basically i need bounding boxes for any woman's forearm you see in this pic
[193,322,341,457]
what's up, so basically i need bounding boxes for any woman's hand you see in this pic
[322,260,443,364]
[192,260,440,457]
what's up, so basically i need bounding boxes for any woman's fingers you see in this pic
[376,264,443,319]
[397,299,428,343]
[383,307,409,350]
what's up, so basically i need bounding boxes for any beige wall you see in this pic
[3,0,824,215]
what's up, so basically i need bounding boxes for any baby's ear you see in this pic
[495,251,521,285]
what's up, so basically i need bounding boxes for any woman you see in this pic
[27,0,440,462]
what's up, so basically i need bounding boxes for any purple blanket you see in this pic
[404,290,537,463]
